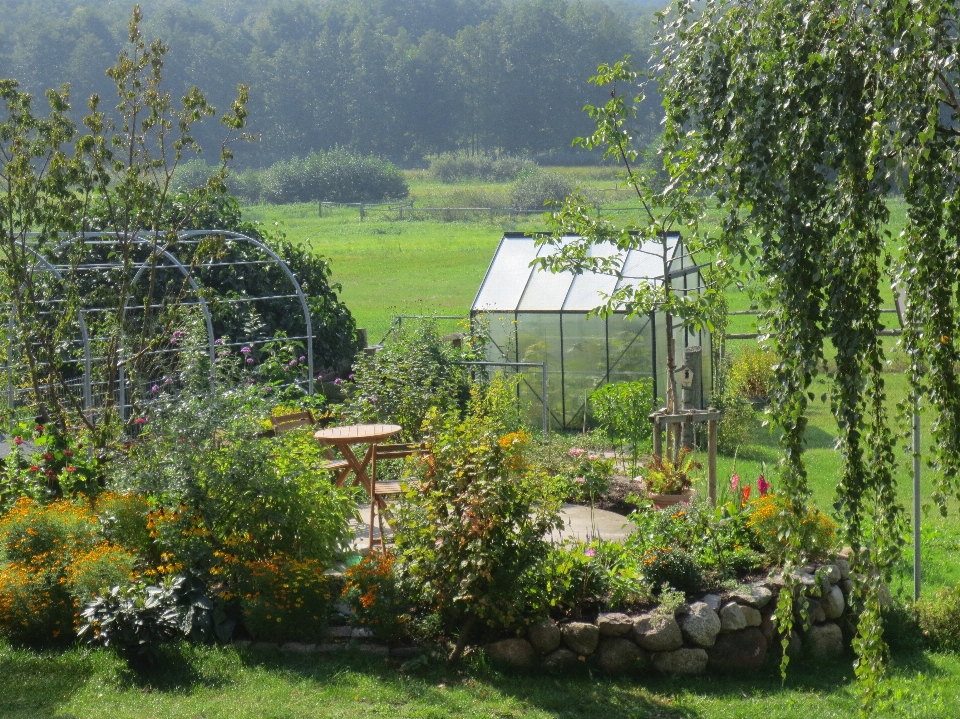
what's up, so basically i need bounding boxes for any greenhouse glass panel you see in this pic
[562,242,622,311]
[473,236,539,311]
[607,312,653,386]
[560,312,610,428]
[516,312,564,428]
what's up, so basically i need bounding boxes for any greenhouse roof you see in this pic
[471,232,682,313]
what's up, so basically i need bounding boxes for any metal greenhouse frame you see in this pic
[3,230,318,428]
[471,232,711,431]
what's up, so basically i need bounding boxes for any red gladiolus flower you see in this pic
[742,485,751,503]
[758,475,770,496]
[13,437,22,445]
[64,450,73,456]
[29,465,38,472]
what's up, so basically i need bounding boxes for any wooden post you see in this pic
[652,414,663,458]
[359,202,365,220]
[707,417,717,507]
[318,201,322,217]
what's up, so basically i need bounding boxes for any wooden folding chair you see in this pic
[270,411,351,484]
[367,442,429,551]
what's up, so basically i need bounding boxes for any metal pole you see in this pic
[914,405,922,601]
[542,361,548,436]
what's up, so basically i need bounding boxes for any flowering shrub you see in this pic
[565,448,614,503]
[0,498,136,644]
[0,423,101,505]
[746,493,837,561]
[627,501,763,584]
[342,551,408,643]
[230,553,335,642]
[394,407,565,652]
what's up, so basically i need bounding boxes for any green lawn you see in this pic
[7,640,960,719]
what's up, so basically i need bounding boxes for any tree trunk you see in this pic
[448,613,477,664]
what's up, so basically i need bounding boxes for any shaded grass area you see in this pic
[5,640,959,719]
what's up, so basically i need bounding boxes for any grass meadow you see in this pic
[4,173,957,718]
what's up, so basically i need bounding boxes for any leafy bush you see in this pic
[172,158,218,192]
[394,410,565,648]
[717,395,755,455]
[640,547,703,595]
[916,584,960,652]
[746,493,837,562]
[590,379,654,471]
[510,168,574,211]
[78,573,231,664]
[253,148,408,204]
[342,550,408,643]
[428,151,534,183]
[543,540,615,612]
[341,319,477,438]
[116,345,357,573]
[728,347,775,401]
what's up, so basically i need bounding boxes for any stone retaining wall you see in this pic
[485,557,858,674]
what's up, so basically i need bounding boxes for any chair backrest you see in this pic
[373,442,429,461]
[270,410,316,434]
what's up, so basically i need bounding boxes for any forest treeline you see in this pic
[0,0,666,168]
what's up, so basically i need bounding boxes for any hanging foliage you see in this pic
[649,0,960,705]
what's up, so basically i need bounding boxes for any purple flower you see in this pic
[214,338,223,346]
[289,359,297,366]
[240,346,251,354]
[246,358,254,364]
[584,548,596,557]
[299,355,306,363]
[151,384,159,393]
[316,374,323,381]
[569,448,586,457]
[348,374,355,380]
[334,378,342,386]
[369,397,377,404]
[13,436,23,445]
[134,418,147,425]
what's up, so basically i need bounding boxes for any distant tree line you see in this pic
[0,0,665,168]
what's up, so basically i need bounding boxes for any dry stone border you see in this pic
[228,555,867,676]
[482,557,864,675]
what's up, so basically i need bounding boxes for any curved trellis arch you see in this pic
[5,229,318,428]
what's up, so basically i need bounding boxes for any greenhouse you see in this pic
[471,232,711,431]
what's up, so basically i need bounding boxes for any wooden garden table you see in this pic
[313,423,402,496]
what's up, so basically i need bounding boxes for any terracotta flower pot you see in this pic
[648,489,695,509]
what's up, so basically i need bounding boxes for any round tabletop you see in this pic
[314,423,402,444]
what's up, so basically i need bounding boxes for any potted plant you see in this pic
[642,448,700,508]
